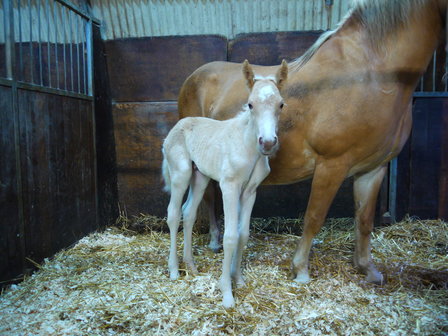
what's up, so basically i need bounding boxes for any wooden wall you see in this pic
[106,31,356,219]
[106,31,447,222]
[0,23,117,285]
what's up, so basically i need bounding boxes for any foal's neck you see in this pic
[239,110,260,156]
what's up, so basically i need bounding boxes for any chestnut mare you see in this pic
[178,0,447,285]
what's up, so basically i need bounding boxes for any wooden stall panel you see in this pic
[113,102,178,216]
[0,86,23,282]
[440,99,448,220]
[0,45,5,78]
[105,35,228,102]
[229,31,323,65]
[18,90,97,263]
[93,23,119,227]
[397,98,447,220]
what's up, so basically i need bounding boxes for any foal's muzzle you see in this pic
[259,136,279,155]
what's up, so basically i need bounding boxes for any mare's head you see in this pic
[242,59,288,156]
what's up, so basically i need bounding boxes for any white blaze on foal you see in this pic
[162,60,288,308]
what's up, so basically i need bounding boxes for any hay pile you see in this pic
[0,217,447,335]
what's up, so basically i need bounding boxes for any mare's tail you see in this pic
[161,149,171,193]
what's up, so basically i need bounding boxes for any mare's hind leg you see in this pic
[182,170,210,274]
[167,163,192,280]
[291,158,349,283]
[353,165,387,284]
[203,182,222,252]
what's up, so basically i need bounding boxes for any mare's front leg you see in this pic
[353,165,387,284]
[219,180,240,308]
[291,158,349,283]
[231,158,270,287]
[182,170,210,274]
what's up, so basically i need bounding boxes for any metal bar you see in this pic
[38,0,43,85]
[7,0,27,282]
[63,5,67,90]
[69,9,73,91]
[76,14,80,93]
[4,0,13,79]
[86,18,92,96]
[54,0,59,88]
[55,0,100,23]
[0,77,14,86]
[432,51,436,92]
[82,18,86,94]
[46,0,51,87]
[29,0,33,83]
[388,158,398,224]
[413,91,448,98]
[18,0,23,81]
[16,80,93,100]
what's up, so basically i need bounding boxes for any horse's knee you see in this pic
[223,232,238,249]
[303,211,325,236]
[355,214,374,237]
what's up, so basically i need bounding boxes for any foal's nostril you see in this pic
[259,137,263,145]
[273,136,278,145]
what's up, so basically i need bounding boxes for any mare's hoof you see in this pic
[366,270,385,285]
[208,243,222,253]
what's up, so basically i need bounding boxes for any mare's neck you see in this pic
[343,2,443,76]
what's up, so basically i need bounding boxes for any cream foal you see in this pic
[162,60,287,308]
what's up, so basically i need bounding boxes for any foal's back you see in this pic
[165,112,252,182]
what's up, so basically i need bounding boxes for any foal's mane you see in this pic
[289,0,430,72]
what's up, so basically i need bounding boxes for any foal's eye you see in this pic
[248,103,253,110]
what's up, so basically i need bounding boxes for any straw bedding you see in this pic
[0,216,447,335]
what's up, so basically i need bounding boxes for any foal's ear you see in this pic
[276,59,288,90]
[242,59,255,89]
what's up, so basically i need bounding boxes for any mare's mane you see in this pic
[289,0,430,72]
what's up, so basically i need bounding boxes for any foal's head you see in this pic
[242,59,288,156]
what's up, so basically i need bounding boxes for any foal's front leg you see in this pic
[231,158,271,287]
[219,181,240,308]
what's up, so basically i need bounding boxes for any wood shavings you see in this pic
[1,217,447,335]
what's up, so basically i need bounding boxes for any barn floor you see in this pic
[0,217,447,335]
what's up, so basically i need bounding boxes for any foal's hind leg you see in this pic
[167,164,192,280]
[291,159,348,283]
[182,170,210,274]
[353,165,387,284]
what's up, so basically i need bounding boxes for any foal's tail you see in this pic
[161,149,171,193]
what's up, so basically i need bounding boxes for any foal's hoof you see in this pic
[222,295,235,308]
[186,263,199,275]
[234,277,246,288]
[169,271,180,280]
[294,272,311,284]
